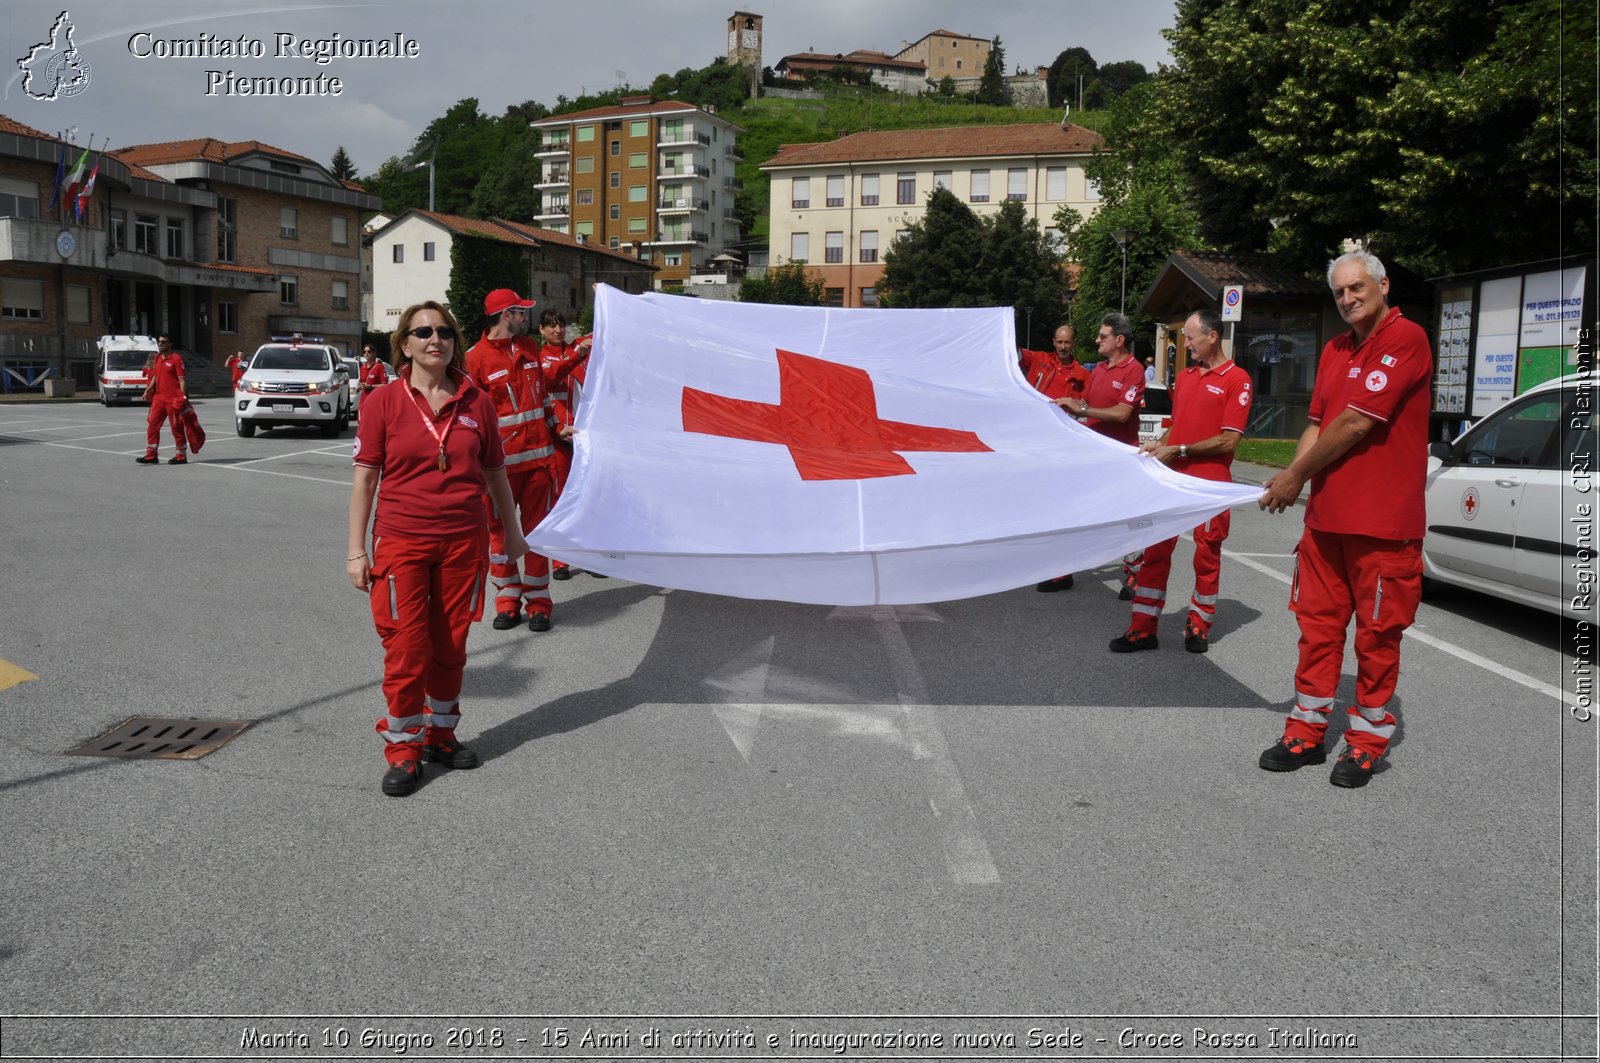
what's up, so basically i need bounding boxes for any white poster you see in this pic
[1519,266,1587,348]
[1472,276,1522,416]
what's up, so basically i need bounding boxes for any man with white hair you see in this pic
[1257,251,1432,788]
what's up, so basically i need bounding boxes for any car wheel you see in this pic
[236,419,256,438]
[100,392,111,406]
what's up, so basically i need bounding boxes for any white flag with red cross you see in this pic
[527,286,1260,606]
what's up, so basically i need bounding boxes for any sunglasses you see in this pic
[404,325,456,341]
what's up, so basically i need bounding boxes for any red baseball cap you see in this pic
[484,289,536,316]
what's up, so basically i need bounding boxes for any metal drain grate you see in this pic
[65,717,253,760]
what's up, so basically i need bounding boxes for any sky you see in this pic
[3,0,1177,176]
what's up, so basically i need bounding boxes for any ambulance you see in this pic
[95,334,159,406]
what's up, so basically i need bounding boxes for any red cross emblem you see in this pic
[1461,487,1479,520]
[681,348,992,481]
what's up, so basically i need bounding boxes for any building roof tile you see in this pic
[762,122,1105,168]
[113,137,316,167]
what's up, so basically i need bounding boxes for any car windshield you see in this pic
[254,349,330,371]
[104,350,151,371]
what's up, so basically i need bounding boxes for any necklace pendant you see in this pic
[437,449,448,472]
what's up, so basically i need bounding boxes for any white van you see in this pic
[96,335,159,406]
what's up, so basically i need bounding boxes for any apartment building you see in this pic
[366,209,656,334]
[113,137,378,358]
[761,122,1106,308]
[528,96,745,290]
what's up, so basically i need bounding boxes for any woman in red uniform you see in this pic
[346,301,528,797]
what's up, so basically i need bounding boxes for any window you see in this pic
[792,177,810,209]
[628,185,647,202]
[1046,167,1067,200]
[859,230,878,263]
[789,232,809,262]
[610,204,621,220]
[970,169,990,203]
[134,214,158,255]
[66,284,90,323]
[1085,178,1102,201]
[955,59,963,70]
[576,124,595,142]
[610,140,621,156]
[332,216,349,245]
[895,228,911,242]
[860,287,878,307]
[576,221,594,236]
[663,119,683,141]
[824,287,845,308]
[1044,227,1065,252]
[576,188,594,205]
[609,236,619,249]
[280,206,298,238]
[0,176,39,218]
[331,279,349,310]
[628,217,648,234]
[897,172,915,205]
[110,209,127,251]
[664,252,682,267]
[1,278,43,319]
[933,170,951,191]
[860,173,879,206]
[392,244,404,263]
[279,275,298,304]
[826,175,844,207]
[610,171,621,188]
[1460,396,1564,468]
[576,156,595,174]
[165,218,184,259]
[629,152,647,169]
[218,300,237,334]
[824,231,844,264]
[214,196,234,259]
[1007,168,1027,201]
[630,119,648,137]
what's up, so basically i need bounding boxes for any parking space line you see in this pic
[232,445,351,466]
[1223,546,1577,707]
[25,438,351,486]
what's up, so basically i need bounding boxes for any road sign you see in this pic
[1221,284,1244,322]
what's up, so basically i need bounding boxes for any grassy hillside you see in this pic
[730,91,1107,241]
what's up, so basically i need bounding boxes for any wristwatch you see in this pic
[1179,444,1187,458]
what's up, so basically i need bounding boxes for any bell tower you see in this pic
[727,11,762,97]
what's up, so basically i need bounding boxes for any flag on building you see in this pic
[73,148,100,221]
[527,286,1261,606]
[45,140,67,210]
[59,142,90,217]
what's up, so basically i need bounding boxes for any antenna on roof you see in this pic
[1061,104,1070,127]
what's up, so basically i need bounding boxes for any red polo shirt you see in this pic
[353,364,506,541]
[1019,349,1090,402]
[1168,359,1252,483]
[1305,307,1433,540]
[148,352,186,401]
[1083,355,1145,446]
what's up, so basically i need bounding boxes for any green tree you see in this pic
[975,37,1012,106]
[1046,47,1097,109]
[978,199,1069,347]
[446,234,529,338]
[329,146,357,181]
[738,260,825,305]
[468,122,542,221]
[1146,0,1596,274]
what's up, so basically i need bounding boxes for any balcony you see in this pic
[647,230,709,246]
[658,131,711,147]
[535,170,569,189]
[536,140,569,157]
[724,177,743,191]
[0,217,105,268]
[536,203,570,220]
[656,198,709,213]
[658,164,706,181]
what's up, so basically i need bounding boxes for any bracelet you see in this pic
[347,553,367,561]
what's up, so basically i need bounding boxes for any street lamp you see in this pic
[410,151,436,212]
[1110,228,1138,314]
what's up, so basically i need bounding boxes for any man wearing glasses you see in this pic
[136,334,191,465]
[1109,309,1251,655]
[1021,324,1091,591]
[358,343,388,407]
[464,289,559,632]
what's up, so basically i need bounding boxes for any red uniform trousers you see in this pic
[1282,529,1422,759]
[369,531,487,766]
[488,463,555,618]
[1128,510,1230,636]
[145,397,191,457]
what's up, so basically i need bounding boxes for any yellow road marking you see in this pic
[0,658,39,693]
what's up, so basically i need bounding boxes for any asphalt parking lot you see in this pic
[0,398,1594,1061]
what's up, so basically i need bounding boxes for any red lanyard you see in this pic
[405,385,456,471]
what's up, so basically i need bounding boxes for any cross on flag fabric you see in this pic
[527,286,1261,606]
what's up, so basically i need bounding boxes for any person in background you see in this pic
[358,343,388,409]
[136,334,190,465]
[536,308,592,580]
[347,301,527,797]
[226,349,249,392]
[1021,324,1091,592]
[1257,251,1431,789]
